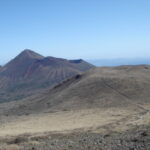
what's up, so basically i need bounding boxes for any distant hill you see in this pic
[3,65,150,116]
[0,49,94,102]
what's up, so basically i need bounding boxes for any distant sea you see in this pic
[87,58,150,67]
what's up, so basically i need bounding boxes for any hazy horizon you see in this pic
[1,49,150,67]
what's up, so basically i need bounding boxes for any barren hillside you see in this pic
[0,65,149,150]
[1,65,150,116]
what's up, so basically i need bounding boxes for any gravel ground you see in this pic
[0,125,149,150]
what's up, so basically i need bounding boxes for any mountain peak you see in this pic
[19,49,44,59]
[3,49,44,71]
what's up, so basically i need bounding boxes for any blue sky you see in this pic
[0,0,150,65]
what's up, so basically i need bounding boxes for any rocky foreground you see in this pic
[0,125,149,150]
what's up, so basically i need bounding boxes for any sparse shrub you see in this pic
[75,74,81,79]
[8,136,28,144]
[140,131,147,137]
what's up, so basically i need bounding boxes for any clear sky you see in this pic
[0,0,150,65]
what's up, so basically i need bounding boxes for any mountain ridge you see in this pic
[0,49,94,102]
